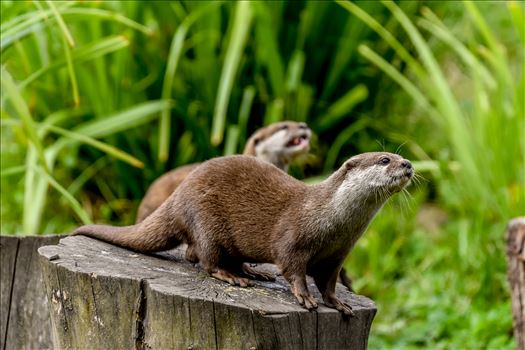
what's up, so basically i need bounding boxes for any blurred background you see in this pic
[1,1,523,348]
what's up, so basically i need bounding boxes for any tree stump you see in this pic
[38,236,376,349]
[507,217,525,350]
[0,235,64,350]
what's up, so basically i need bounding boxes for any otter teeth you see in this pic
[287,135,308,147]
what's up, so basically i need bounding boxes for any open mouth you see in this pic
[286,134,309,148]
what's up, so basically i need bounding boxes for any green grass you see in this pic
[1,1,523,348]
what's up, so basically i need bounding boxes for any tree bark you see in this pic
[39,236,377,349]
[507,217,525,350]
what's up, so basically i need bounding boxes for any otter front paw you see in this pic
[323,295,355,316]
[294,291,318,310]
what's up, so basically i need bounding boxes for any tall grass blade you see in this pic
[45,0,75,47]
[464,1,515,116]
[212,1,254,145]
[324,119,368,172]
[1,67,49,173]
[61,34,80,106]
[264,98,284,125]
[159,1,224,161]
[23,146,40,234]
[237,85,256,146]
[357,44,438,120]
[508,1,525,45]
[21,35,129,89]
[33,165,92,224]
[60,8,152,35]
[418,8,496,90]
[0,165,26,177]
[253,2,285,97]
[159,26,187,162]
[46,125,144,168]
[315,84,368,132]
[67,157,108,197]
[223,124,239,156]
[322,7,366,99]
[285,50,305,93]
[336,0,427,81]
[72,100,173,139]
[0,3,74,50]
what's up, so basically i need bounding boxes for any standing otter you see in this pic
[136,121,312,223]
[73,152,413,315]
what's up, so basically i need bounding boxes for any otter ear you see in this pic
[345,159,357,171]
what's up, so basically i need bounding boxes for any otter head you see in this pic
[244,121,311,170]
[345,152,413,193]
[336,152,413,204]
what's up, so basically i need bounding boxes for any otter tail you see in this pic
[72,201,186,252]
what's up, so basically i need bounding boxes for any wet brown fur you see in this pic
[73,152,412,315]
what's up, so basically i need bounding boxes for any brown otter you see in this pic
[136,121,312,223]
[73,152,413,315]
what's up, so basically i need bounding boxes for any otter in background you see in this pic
[136,121,312,223]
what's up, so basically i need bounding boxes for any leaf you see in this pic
[508,1,525,46]
[21,36,130,90]
[252,1,285,97]
[159,1,224,161]
[1,67,49,173]
[45,0,75,47]
[211,1,254,145]
[357,44,437,119]
[315,84,368,132]
[223,124,240,156]
[33,165,92,225]
[324,119,368,172]
[46,125,144,168]
[336,0,427,81]
[60,7,152,35]
[73,100,173,139]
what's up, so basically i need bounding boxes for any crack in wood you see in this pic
[2,238,19,350]
[134,279,147,350]
[211,301,219,350]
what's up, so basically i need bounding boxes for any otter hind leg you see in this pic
[209,268,253,288]
[198,244,253,287]
[185,244,199,263]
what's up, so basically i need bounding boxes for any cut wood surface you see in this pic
[39,236,377,350]
[507,217,525,350]
[0,235,64,350]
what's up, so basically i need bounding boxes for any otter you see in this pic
[73,152,413,315]
[136,121,312,223]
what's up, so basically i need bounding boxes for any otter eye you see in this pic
[280,125,289,131]
[253,138,260,145]
[379,156,390,165]
[299,123,308,129]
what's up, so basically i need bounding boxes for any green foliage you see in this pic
[1,1,522,348]
[338,1,523,349]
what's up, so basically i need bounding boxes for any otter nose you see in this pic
[401,160,412,169]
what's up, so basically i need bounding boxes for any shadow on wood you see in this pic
[0,235,65,350]
[38,236,376,350]
[507,217,525,350]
